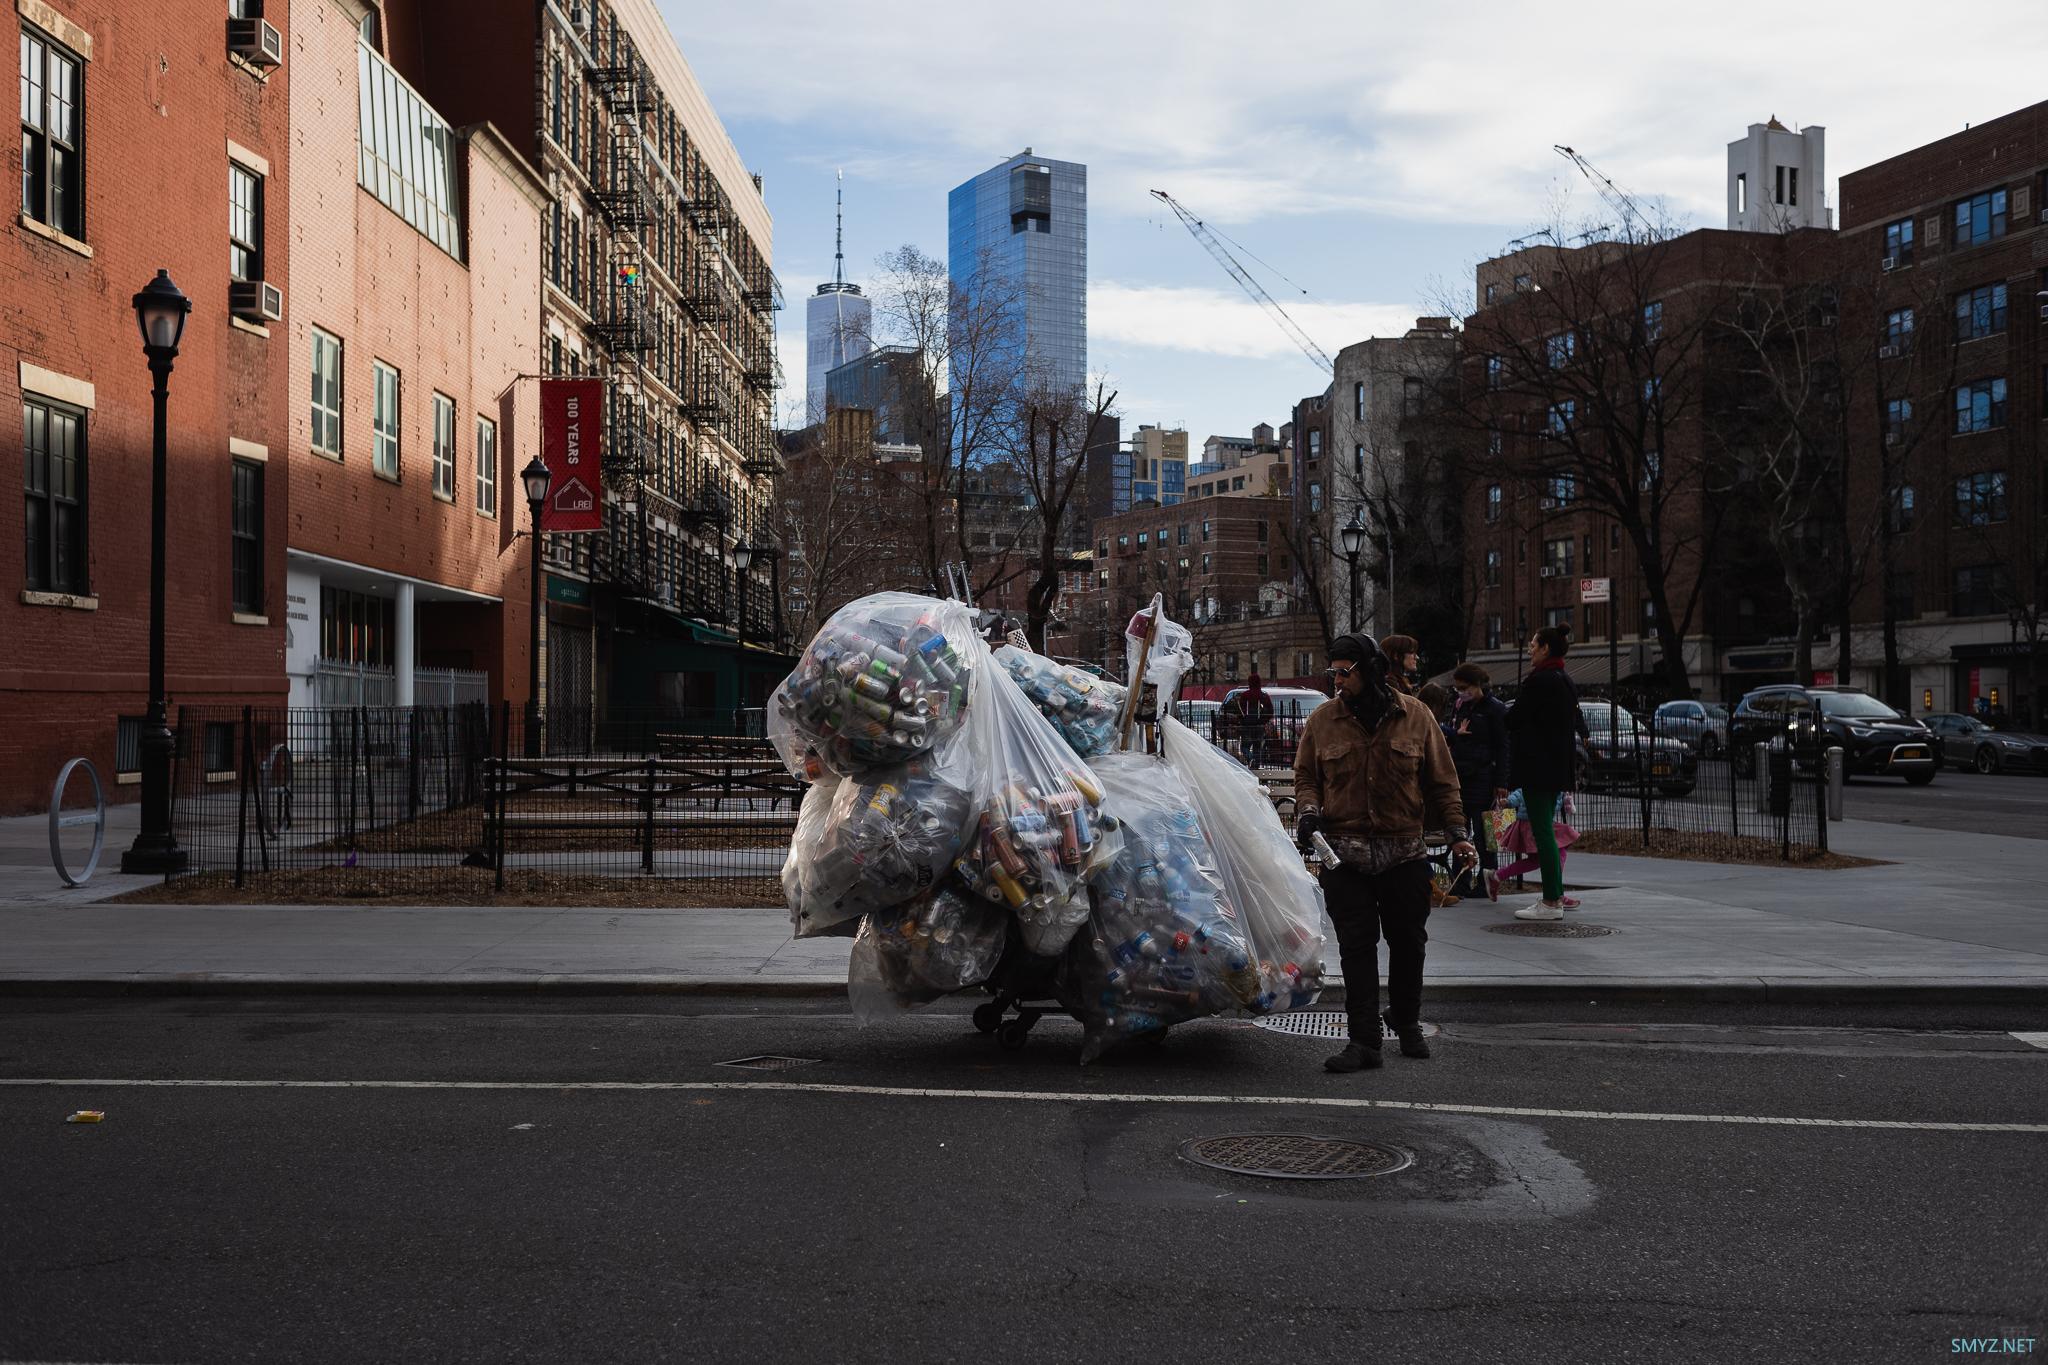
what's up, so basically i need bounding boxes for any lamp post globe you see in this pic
[520,457,551,757]
[1339,512,1366,634]
[520,456,552,512]
[120,271,193,874]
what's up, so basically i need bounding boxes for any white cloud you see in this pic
[1090,281,1417,365]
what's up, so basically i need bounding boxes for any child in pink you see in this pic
[1487,789,1580,902]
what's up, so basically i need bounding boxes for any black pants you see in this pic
[1321,859,1432,1042]
[1455,777,1497,894]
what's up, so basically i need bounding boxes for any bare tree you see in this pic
[1015,377,1120,645]
[772,410,927,641]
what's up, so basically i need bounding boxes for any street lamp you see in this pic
[1338,512,1366,635]
[520,456,551,758]
[731,540,754,648]
[120,271,192,875]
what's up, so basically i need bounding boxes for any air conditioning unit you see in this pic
[1539,566,1555,578]
[1538,497,1556,509]
[1878,344,1900,360]
[2039,302,2048,322]
[230,280,284,323]
[1884,431,1902,448]
[1880,256,1898,272]
[227,17,283,68]
[1818,314,1838,328]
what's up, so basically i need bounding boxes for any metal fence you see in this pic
[165,703,791,891]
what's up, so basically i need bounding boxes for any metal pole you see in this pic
[122,358,187,873]
[1346,552,1360,634]
[526,510,543,758]
[1825,745,1845,822]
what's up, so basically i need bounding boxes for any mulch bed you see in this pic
[104,868,788,908]
[1571,828,1885,869]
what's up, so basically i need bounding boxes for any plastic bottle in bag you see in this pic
[846,882,1010,1024]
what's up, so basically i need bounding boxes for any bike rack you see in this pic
[49,757,107,887]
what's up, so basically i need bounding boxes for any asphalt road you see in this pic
[1839,764,2048,840]
[4,996,2045,1364]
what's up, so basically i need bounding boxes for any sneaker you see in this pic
[1515,901,1565,921]
[1484,871,1501,903]
[1323,1042,1385,1072]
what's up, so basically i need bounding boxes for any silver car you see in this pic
[1653,699,1730,757]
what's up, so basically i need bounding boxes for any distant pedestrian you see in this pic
[1415,680,1451,722]
[1446,663,1509,896]
[1503,626,1580,919]
[1237,672,1275,769]
[1380,635,1421,695]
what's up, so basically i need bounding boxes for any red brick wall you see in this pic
[0,0,292,813]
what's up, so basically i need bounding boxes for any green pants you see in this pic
[1525,789,1565,902]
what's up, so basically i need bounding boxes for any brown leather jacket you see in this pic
[1293,692,1468,842]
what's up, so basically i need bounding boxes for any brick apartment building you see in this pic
[2,0,293,813]
[282,0,545,715]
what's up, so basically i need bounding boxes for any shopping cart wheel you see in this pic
[996,1019,1032,1051]
[972,1002,1004,1035]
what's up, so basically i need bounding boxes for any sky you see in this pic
[659,0,2048,447]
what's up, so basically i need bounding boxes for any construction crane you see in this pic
[1553,145,1651,241]
[1150,189,1334,375]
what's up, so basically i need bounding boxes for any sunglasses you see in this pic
[1326,664,1358,679]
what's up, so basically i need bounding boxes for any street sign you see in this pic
[1579,576,1611,603]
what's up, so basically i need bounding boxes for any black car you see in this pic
[1923,712,2048,774]
[1729,685,1936,785]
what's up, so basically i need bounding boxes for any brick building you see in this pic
[3,0,292,813]
[282,0,545,714]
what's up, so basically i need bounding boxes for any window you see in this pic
[1545,473,1576,507]
[1545,606,1575,631]
[1610,525,1621,551]
[1886,571,1915,622]
[1517,606,1528,634]
[1485,484,1502,523]
[1488,429,1502,458]
[1642,449,1662,488]
[1547,401,1575,437]
[1953,378,2007,434]
[357,41,463,258]
[1954,189,2007,248]
[372,361,400,477]
[1136,530,1148,547]
[1484,549,1501,587]
[1352,444,1365,484]
[1883,217,1914,266]
[1096,571,1108,589]
[1308,482,1323,513]
[1485,614,1503,650]
[1954,283,2007,341]
[1256,554,1269,576]
[1885,397,1911,441]
[1516,540,1526,566]
[320,585,397,665]
[230,458,263,614]
[1642,301,1663,342]
[1255,521,1267,543]
[1736,173,1747,214]
[1353,381,1366,420]
[1201,553,1212,574]
[1201,520,1212,542]
[1952,471,2008,527]
[19,27,83,239]
[1890,485,1916,532]
[22,396,87,593]
[1884,307,1914,353]
[1486,355,1503,390]
[1543,538,1574,576]
[1116,534,1129,549]
[1175,524,1188,546]
[1951,564,2010,618]
[1307,430,1321,459]
[1546,332,1575,368]
[1513,273,1532,291]
[1402,377,1424,416]
[430,393,456,499]
[1231,476,1245,491]
[358,9,379,47]
[1484,282,1500,306]
[229,161,262,281]
[1225,652,1239,679]
[310,329,343,456]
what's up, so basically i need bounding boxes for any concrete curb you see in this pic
[4,975,2045,1005]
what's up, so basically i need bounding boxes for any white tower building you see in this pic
[1727,118,1829,232]
[805,170,871,421]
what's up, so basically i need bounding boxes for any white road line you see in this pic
[2,1077,2044,1133]
[2013,1032,2048,1050]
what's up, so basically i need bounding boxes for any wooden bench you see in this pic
[654,733,777,763]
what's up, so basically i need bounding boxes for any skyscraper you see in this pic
[947,149,1087,395]
[807,170,871,420]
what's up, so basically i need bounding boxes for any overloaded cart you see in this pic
[772,589,1326,1061]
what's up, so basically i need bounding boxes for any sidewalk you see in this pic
[3,817,2044,1001]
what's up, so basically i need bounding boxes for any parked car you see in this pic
[1219,686,1330,768]
[1172,698,1221,743]
[1577,702,1699,796]
[1729,685,1936,785]
[1923,712,2048,774]
[1653,699,1731,757]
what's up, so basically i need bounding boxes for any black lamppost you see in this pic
[121,271,192,875]
[1338,511,1366,636]
[732,539,754,648]
[520,456,552,757]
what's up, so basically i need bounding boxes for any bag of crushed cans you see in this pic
[768,592,978,779]
[846,882,1011,1024]
[781,743,976,941]
[1058,752,1262,1060]
[992,644,1126,759]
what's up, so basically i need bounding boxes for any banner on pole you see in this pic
[539,378,604,533]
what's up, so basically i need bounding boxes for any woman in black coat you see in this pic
[1503,627,1580,916]
[1445,663,1508,893]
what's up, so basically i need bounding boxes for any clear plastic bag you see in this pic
[949,632,1122,954]
[993,644,1126,758]
[846,883,1010,1024]
[1059,753,1260,1060]
[768,592,977,779]
[1124,604,1196,721]
[1159,713,1326,1011]
[781,743,976,940]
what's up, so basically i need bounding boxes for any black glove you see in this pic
[1295,810,1322,851]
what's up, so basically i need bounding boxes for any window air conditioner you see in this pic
[1538,497,1555,509]
[1878,344,1900,360]
[227,17,283,68]
[230,280,284,323]
[2039,302,2048,322]
[1539,566,1555,578]
[1879,256,1897,272]
[1884,431,1902,448]
[1818,314,1838,328]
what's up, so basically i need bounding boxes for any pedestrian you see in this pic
[1237,672,1275,770]
[1487,788,1580,898]
[1294,632,1475,1073]
[1445,663,1509,897]
[1415,680,1451,723]
[1380,634,1421,694]
[1502,625,1580,920]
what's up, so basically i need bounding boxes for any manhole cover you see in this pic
[714,1055,822,1071]
[1179,1133,1413,1180]
[1255,1011,1439,1042]
[1484,921,1615,938]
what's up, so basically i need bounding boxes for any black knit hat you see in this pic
[1329,632,1379,663]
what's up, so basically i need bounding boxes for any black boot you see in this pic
[1384,1010,1431,1059]
[1324,1041,1385,1072]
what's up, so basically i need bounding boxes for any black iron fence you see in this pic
[166,703,792,891]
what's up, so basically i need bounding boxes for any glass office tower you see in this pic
[947,150,1087,396]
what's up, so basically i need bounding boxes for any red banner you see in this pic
[539,378,604,532]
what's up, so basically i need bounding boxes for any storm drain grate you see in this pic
[1485,921,1615,938]
[1180,1133,1414,1180]
[714,1055,823,1071]
[1255,1011,1438,1042]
